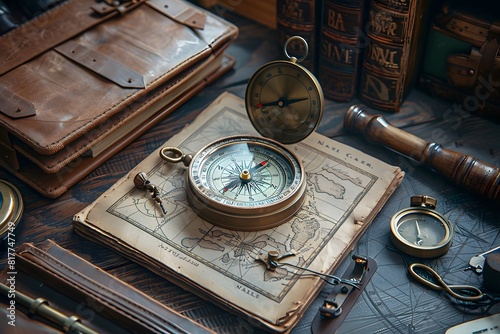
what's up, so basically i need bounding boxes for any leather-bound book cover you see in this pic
[318,0,368,102]
[358,0,431,111]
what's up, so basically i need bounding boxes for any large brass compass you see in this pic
[158,36,324,231]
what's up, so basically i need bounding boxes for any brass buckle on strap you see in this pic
[91,0,144,16]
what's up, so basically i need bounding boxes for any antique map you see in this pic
[74,92,403,332]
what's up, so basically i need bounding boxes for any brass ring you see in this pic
[63,315,81,332]
[0,180,23,240]
[159,147,184,163]
[284,36,308,63]
[29,298,47,316]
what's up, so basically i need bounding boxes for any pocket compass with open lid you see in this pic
[156,36,324,231]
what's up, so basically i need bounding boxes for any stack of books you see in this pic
[276,0,432,111]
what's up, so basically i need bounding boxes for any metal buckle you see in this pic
[319,255,368,319]
[91,0,142,15]
[311,255,378,334]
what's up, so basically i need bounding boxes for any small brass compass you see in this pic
[390,195,453,258]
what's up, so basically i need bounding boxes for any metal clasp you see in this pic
[91,0,143,16]
[319,255,368,319]
[255,250,297,271]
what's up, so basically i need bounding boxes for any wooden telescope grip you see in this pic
[344,105,500,201]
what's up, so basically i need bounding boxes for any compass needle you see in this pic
[256,97,309,109]
[249,160,268,173]
[222,179,239,193]
[415,220,423,245]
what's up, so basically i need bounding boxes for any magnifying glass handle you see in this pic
[344,105,500,201]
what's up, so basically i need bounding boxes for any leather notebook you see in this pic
[0,240,215,333]
[0,0,238,198]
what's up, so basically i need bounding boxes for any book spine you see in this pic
[358,0,429,111]
[318,0,367,102]
[217,0,277,29]
[276,0,320,74]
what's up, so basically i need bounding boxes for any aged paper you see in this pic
[74,92,404,332]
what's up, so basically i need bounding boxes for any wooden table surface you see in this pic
[1,7,500,334]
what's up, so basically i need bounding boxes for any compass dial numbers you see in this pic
[245,60,323,144]
[189,136,302,210]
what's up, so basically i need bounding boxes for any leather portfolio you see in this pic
[0,0,238,198]
[0,239,215,333]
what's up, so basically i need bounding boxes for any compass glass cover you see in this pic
[188,136,303,211]
[396,212,448,247]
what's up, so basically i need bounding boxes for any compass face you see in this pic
[390,208,453,258]
[186,135,306,231]
[396,212,448,247]
[245,60,324,144]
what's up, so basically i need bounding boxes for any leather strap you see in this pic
[478,34,500,82]
[0,0,146,76]
[147,0,206,30]
[0,86,36,118]
[447,43,500,91]
[442,11,500,91]
[435,10,493,48]
[435,4,500,48]
[0,129,18,171]
[14,241,215,334]
[54,41,146,89]
[447,52,481,88]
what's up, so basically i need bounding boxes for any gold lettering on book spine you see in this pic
[327,9,346,32]
[281,1,304,20]
[367,43,398,69]
[361,73,391,101]
[321,40,353,65]
[369,10,397,37]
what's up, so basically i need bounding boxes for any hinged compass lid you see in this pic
[245,36,324,144]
